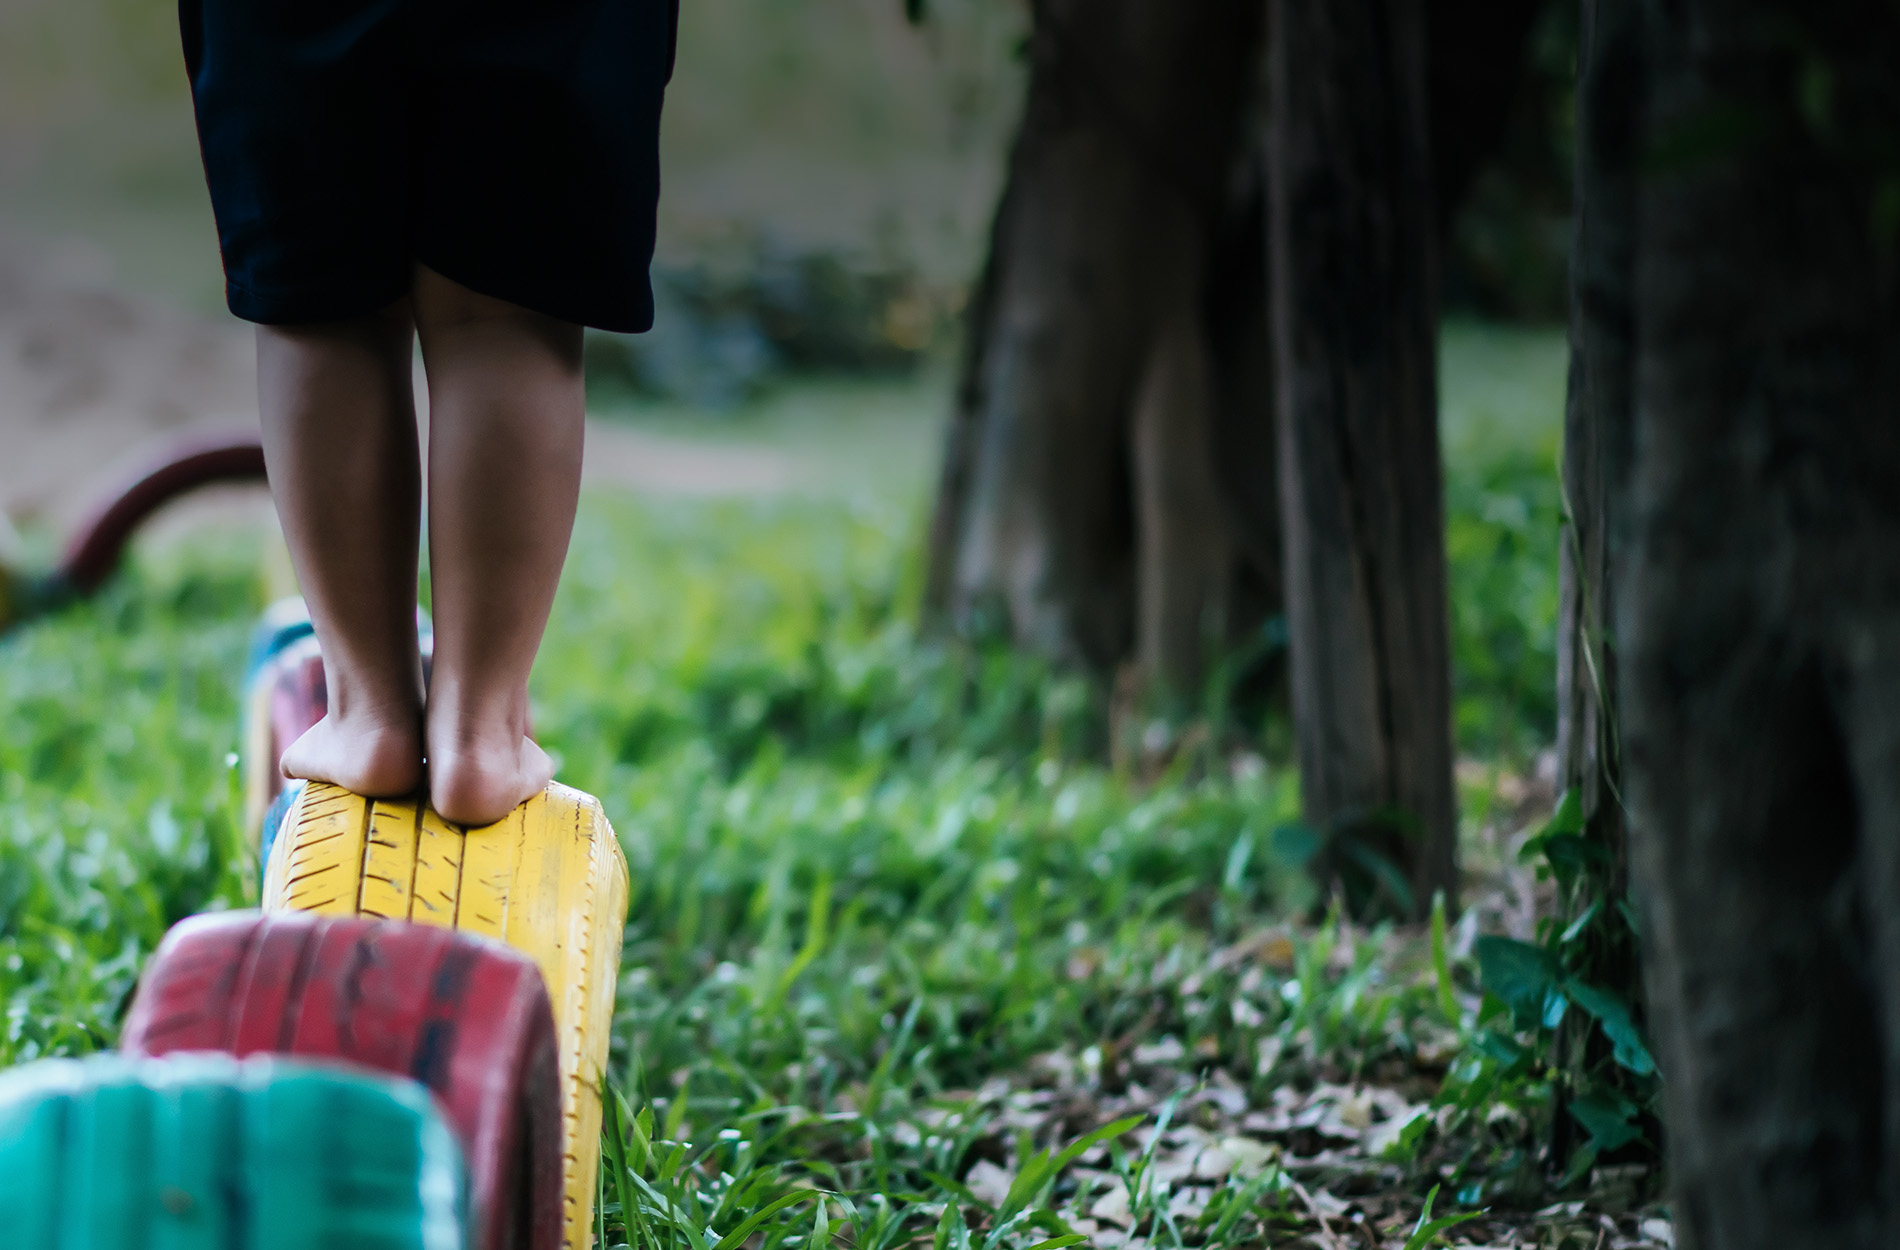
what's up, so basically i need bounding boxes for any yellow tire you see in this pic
[262,780,629,1250]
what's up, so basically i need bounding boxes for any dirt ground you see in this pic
[0,234,257,529]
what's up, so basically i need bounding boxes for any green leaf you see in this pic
[1024,1237,1087,1250]
[1518,789,1583,863]
[1519,790,1609,888]
[1474,936,1561,1025]
[1558,901,1600,946]
[1389,1109,1433,1162]
[1471,1024,1526,1067]
[1568,1093,1643,1153]
[1565,980,1656,1075]
[1561,1141,1600,1189]
[1548,786,1584,833]
[1538,833,1609,879]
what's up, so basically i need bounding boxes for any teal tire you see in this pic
[0,1053,468,1250]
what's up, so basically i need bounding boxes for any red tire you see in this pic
[58,437,268,595]
[122,910,562,1250]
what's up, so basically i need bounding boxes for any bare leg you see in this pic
[259,302,426,797]
[414,266,583,826]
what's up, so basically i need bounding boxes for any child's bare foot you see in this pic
[281,710,424,797]
[427,726,555,827]
[412,268,581,828]
[257,305,425,803]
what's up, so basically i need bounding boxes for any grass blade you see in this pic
[663,1073,693,1143]
[1431,890,1459,1025]
[1403,1185,1486,1250]
[712,1190,812,1250]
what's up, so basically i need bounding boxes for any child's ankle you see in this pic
[281,711,423,797]
[427,734,552,826]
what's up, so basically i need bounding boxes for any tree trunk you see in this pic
[1203,155,1283,642]
[923,0,1552,726]
[1618,1,1900,1246]
[923,0,1273,697]
[1267,0,1455,917]
[1549,0,1647,1168]
[1133,231,1231,692]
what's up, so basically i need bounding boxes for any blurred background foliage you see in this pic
[1442,0,1579,321]
[0,0,1026,322]
[0,0,1575,377]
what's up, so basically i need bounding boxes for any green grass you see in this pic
[0,331,1670,1247]
[0,541,254,1063]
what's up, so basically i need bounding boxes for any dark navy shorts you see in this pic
[180,0,676,332]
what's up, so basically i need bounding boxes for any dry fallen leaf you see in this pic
[1132,1037,1186,1066]
[964,1159,1013,1209]
[1088,1184,1132,1227]
[1216,1135,1280,1177]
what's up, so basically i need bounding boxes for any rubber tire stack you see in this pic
[258,780,630,1249]
[247,596,627,1247]
[122,912,565,1250]
[0,598,627,1250]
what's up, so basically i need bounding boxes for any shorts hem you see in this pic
[414,250,655,335]
[224,273,414,327]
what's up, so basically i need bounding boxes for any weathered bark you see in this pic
[923,0,1273,694]
[1549,0,1645,1165]
[1618,1,1900,1246]
[1134,222,1230,693]
[1267,0,1455,917]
